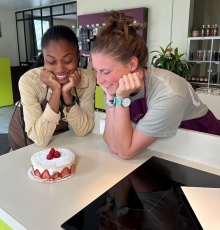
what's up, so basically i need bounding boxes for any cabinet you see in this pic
[10,66,30,103]
[187,36,220,91]
[0,58,13,107]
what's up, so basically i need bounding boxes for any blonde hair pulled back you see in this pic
[91,10,148,68]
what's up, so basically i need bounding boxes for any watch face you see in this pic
[113,206,129,215]
[121,206,129,214]
[122,98,131,107]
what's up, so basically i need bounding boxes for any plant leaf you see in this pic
[150,42,192,79]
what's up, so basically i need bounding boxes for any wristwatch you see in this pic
[113,206,129,215]
[114,97,131,108]
[62,96,77,107]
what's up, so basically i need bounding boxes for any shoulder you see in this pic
[79,68,96,88]
[19,67,46,94]
[147,66,189,97]
[19,67,43,85]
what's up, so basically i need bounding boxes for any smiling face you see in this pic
[43,39,79,85]
[92,53,132,95]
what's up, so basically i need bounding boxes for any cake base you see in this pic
[27,167,76,184]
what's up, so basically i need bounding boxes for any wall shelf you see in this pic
[187,36,220,89]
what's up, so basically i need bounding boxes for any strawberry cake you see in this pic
[31,148,75,181]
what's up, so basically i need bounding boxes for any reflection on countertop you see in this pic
[62,156,220,229]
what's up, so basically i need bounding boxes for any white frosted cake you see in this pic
[31,148,75,181]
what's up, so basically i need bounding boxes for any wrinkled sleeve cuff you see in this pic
[63,105,82,121]
[43,103,61,123]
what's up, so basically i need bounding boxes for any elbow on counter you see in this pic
[27,133,51,148]
[117,152,134,160]
[108,147,134,160]
[33,139,51,148]
[117,148,140,160]
[73,121,95,137]
[74,129,91,137]
[104,138,132,160]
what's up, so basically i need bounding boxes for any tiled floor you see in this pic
[0,105,14,133]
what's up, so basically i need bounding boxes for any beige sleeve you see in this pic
[63,69,96,136]
[19,70,60,147]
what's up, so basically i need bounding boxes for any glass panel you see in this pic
[17,21,26,62]
[42,17,52,33]
[24,19,35,63]
[42,7,50,17]
[24,10,32,19]
[52,5,63,15]
[16,3,78,66]
[33,9,41,18]
[16,12,23,20]
[34,19,50,55]
[65,3,76,14]
[53,16,76,27]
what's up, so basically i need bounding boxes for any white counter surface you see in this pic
[0,131,155,230]
[0,130,220,229]
[182,187,220,230]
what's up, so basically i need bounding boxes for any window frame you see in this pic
[15,2,77,66]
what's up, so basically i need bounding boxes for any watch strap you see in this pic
[114,97,122,106]
[113,206,129,215]
[114,97,131,108]
[104,98,115,108]
[62,96,77,107]
[106,193,115,204]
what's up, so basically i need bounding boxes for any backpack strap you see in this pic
[74,87,80,104]
[16,100,28,146]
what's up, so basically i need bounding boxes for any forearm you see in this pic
[65,103,95,136]
[114,106,134,159]
[25,104,59,147]
[65,68,96,136]
[103,106,118,154]
[31,90,60,146]
[19,69,61,147]
[48,88,61,113]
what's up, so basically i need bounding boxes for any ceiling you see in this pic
[0,0,75,11]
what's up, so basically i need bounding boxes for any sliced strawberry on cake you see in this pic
[52,172,60,180]
[42,170,51,180]
[33,168,41,179]
[61,167,71,178]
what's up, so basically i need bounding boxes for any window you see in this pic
[16,2,77,66]
[34,19,49,55]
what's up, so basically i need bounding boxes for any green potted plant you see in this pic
[150,42,192,80]
[190,26,201,37]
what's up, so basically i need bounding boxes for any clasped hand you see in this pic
[116,72,144,99]
[40,68,81,97]
[99,71,144,99]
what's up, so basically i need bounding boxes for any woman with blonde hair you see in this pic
[91,10,220,159]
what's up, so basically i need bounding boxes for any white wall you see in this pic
[198,93,220,119]
[172,0,191,58]
[0,0,191,67]
[0,10,19,66]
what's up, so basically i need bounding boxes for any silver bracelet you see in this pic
[105,104,115,108]
[104,98,115,108]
